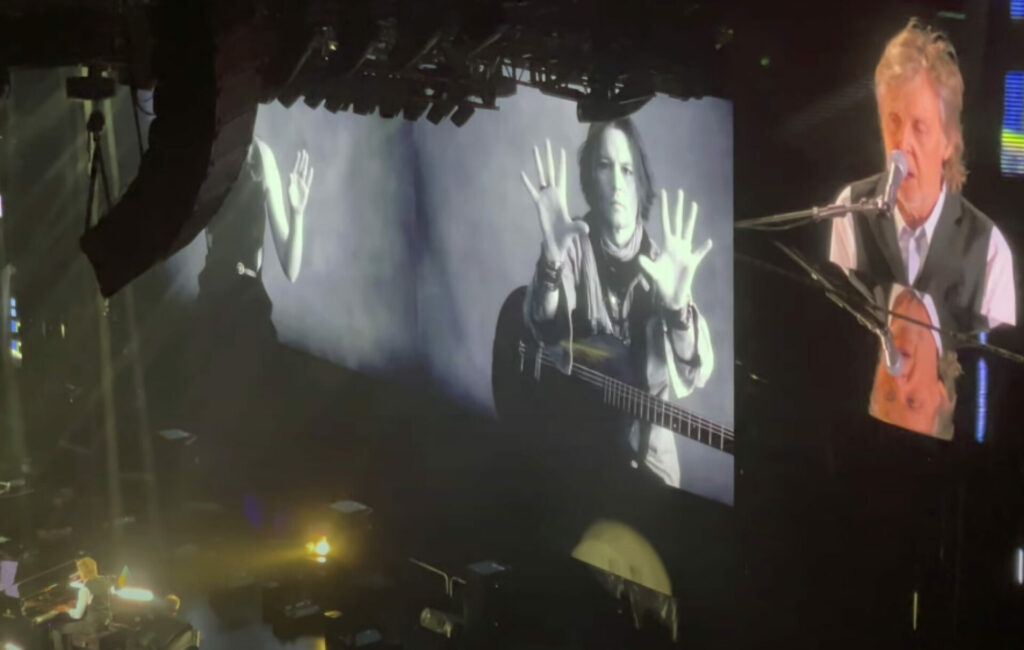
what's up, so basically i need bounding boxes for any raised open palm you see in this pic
[521,139,589,265]
[638,189,713,312]
[288,149,314,215]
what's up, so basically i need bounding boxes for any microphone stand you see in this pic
[768,243,1024,366]
[735,198,886,231]
[772,243,897,367]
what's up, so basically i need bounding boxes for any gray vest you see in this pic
[845,173,992,333]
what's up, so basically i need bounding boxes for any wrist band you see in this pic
[666,302,694,330]
[537,256,562,288]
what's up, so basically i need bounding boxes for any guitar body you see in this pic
[493,286,734,469]
[492,286,637,468]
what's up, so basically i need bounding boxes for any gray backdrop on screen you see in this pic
[414,89,734,505]
[161,89,734,505]
[162,104,420,375]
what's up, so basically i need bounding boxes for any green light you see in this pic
[760,56,771,67]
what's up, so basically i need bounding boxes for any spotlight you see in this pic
[450,103,475,127]
[305,535,332,562]
[426,98,455,124]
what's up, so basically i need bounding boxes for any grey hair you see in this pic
[875,18,967,192]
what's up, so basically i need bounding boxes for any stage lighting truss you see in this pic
[269,0,719,126]
[0,0,720,296]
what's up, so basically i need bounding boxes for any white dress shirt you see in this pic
[894,186,944,287]
[68,582,94,620]
[829,183,1017,328]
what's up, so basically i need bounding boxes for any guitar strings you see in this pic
[535,353,734,445]
[570,360,731,436]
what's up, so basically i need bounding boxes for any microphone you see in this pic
[879,150,908,213]
[879,328,904,376]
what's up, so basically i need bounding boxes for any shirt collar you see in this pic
[893,182,946,244]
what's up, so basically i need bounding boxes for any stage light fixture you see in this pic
[403,97,429,121]
[324,82,355,113]
[376,78,406,118]
[1016,547,1023,585]
[427,98,455,124]
[492,75,516,98]
[450,103,475,127]
[379,100,402,118]
[305,534,332,562]
[576,83,655,123]
[352,97,376,115]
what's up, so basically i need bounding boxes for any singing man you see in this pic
[829,18,1016,332]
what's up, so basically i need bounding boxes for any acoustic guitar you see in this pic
[492,286,733,456]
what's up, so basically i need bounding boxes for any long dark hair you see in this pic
[578,118,656,221]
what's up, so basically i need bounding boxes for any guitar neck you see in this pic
[536,348,734,454]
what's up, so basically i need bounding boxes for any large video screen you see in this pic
[162,87,734,506]
[823,21,1018,442]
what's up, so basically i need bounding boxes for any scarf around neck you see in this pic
[598,215,644,262]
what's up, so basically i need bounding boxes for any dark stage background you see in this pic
[1,1,1023,648]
